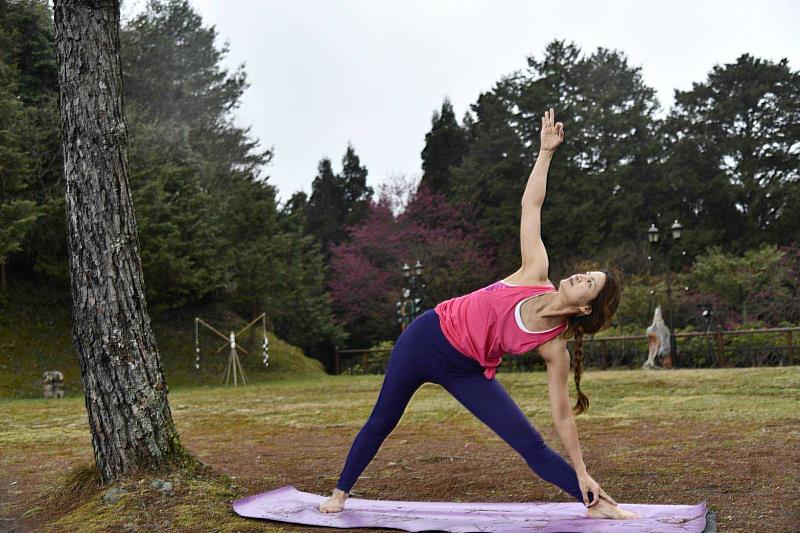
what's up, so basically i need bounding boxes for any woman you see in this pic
[319,109,638,520]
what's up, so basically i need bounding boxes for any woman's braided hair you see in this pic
[560,268,622,415]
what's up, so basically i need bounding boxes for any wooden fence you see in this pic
[333,326,799,375]
[577,326,797,370]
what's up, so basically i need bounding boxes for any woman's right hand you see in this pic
[540,108,564,152]
[577,470,617,507]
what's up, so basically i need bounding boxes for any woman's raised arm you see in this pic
[518,109,564,279]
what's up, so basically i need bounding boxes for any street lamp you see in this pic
[396,261,426,330]
[648,223,659,244]
[671,220,683,240]
[647,219,685,367]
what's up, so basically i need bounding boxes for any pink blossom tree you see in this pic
[329,182,496,347]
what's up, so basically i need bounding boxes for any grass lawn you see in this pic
[1,367,798,532]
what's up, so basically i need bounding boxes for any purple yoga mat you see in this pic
[232,485,709,532]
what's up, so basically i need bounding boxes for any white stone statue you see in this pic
[643,306,671,369]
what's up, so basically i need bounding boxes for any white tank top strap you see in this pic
[513,293,562,334]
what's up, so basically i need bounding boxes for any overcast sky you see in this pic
[122,0,800,206]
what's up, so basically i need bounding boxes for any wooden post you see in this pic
[715,330,725,367]
[601,340,608,369]
[232,345,238,386]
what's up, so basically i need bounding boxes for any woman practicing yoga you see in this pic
[320,109,638,520]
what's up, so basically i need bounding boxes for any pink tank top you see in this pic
[434,280,567,380]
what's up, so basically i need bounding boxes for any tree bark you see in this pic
[53,0,191,483]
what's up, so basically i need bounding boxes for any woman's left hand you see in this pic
[540,107,564,152]
[576,470,617,507]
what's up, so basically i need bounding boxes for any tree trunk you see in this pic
[53,0,191,483]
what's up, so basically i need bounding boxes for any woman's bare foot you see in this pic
[586,497,640,520]
[318,488,349,513]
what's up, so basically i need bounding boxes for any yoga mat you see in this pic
[233,485,709,532]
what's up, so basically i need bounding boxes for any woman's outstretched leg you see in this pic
[322,327,428,513]
[440,373,587,503]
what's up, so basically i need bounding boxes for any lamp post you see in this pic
[396,260,426,331]
[647,219,685,367]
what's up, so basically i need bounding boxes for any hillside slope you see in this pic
[0,282,326,399]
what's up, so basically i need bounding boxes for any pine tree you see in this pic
[120,0,269,307]
[665,54,800,250]
[447,40,663,276]
[121,0,271,190]
[511,41,663,271]
[53,0,192,482]
[340,143,373,228]
[450,91,527,274]
[278,190,309,231]
[306,158,343,255]
[223,176,344,359]
[306,145,373,257]
[0,28,39,291]
[420,98,468,196]
[0,0,60,289]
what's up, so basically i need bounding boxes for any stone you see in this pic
[0,517,18,533]
[103,487,128,504]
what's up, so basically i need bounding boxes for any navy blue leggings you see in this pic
[335,309,588,503]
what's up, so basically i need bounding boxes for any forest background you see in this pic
[2,0,799,376]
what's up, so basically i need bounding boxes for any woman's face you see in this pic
[560,271,607,309]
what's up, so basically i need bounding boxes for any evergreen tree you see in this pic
[510,41,663,271]
[120,0,270,307]
[0,27,37,282]
[450,90,528,274]
[120,0,343,358]
[664,54,800,250]
[53,0,192,482]
[131,158,227,310]
[121,0,271,191]
[223,176,344,359]
[0,0,58,105]
[420,98,468,196]
[0,0,342,362]
[306,158,343,255]
[446,40,664,277]
[278,190,309,232]
[340,144,373,228]
[689,244,790,324]
[306,144,373,257]
[0,0,63,288]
